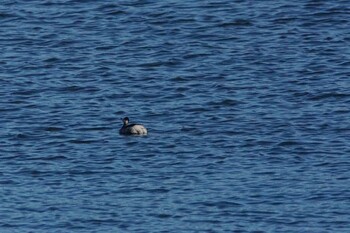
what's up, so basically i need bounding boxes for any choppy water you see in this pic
[1,0,350,232]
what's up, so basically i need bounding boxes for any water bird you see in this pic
[119,117,148,135]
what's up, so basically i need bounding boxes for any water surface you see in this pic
[1,0,350,232]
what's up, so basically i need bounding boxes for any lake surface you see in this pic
[1,0,350,232]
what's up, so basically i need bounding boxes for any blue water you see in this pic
[1,0,350,232]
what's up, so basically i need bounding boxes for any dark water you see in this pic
[1,0,350,232]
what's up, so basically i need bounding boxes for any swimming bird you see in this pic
[119,117,148,135]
